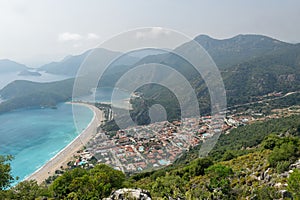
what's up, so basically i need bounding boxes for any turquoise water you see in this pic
[0,103,93,184]
[76,87,131,103]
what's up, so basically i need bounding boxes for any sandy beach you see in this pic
[25,102,104,184]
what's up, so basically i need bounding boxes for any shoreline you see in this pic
[25,102,104,184]
[95,100,132,110]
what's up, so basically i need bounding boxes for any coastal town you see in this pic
[87,118,210,173]
[71,104,300,174]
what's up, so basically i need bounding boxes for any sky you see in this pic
[1,0,300,67]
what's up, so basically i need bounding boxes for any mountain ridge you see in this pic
[194,34,295,68]
[0,59,29,73]
[1,34,300,115]
[38,48,141,77]
[36,34,297,76]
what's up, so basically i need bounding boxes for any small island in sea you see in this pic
[18,70,42,76]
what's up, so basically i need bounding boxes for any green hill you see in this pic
[195,34,293,69]
[131,35,300,117]
[224,44,300,105]
[0,79,76,113]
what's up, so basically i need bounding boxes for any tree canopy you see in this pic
[0,155,14,190]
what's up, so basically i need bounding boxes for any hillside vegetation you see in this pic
[0,79,75,113]
[1,115,300,199]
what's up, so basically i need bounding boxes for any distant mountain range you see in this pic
[0,59,28,73]
[38,48,142,77]
[1,34,298,76]
[37,34,297,76]
[195,34,293,68]
[0,34,300,114]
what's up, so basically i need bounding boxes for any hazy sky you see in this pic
[1,0,300,67]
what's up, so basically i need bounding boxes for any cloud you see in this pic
[58,32,100,42]
[72,43,81,48]
[87,33,100,40]
[58,32,82,41]
[136,27,171,39]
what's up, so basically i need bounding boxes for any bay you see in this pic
[0,103,93,184]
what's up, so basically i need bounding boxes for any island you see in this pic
[18,70,42,76]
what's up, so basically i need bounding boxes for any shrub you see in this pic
[287,169,300,199]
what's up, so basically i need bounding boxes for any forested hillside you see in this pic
[0,79,76,113]
[1,115,300,199]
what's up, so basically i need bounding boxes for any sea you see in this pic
[0,71,94,184]
[0,71,131,185]
[0,104,93,184]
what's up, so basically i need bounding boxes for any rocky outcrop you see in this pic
[278,159,300,179]
[278,74,296,83]
[103,188,151,200]
[289,159,300,170]
[279,190,293,199]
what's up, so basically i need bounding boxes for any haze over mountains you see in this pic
[38,48,154,77]
[0,59,28,73]
[195,34,293,68]
[39,34,299,75]
[1,34,298,77]
[1,34,300,114]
